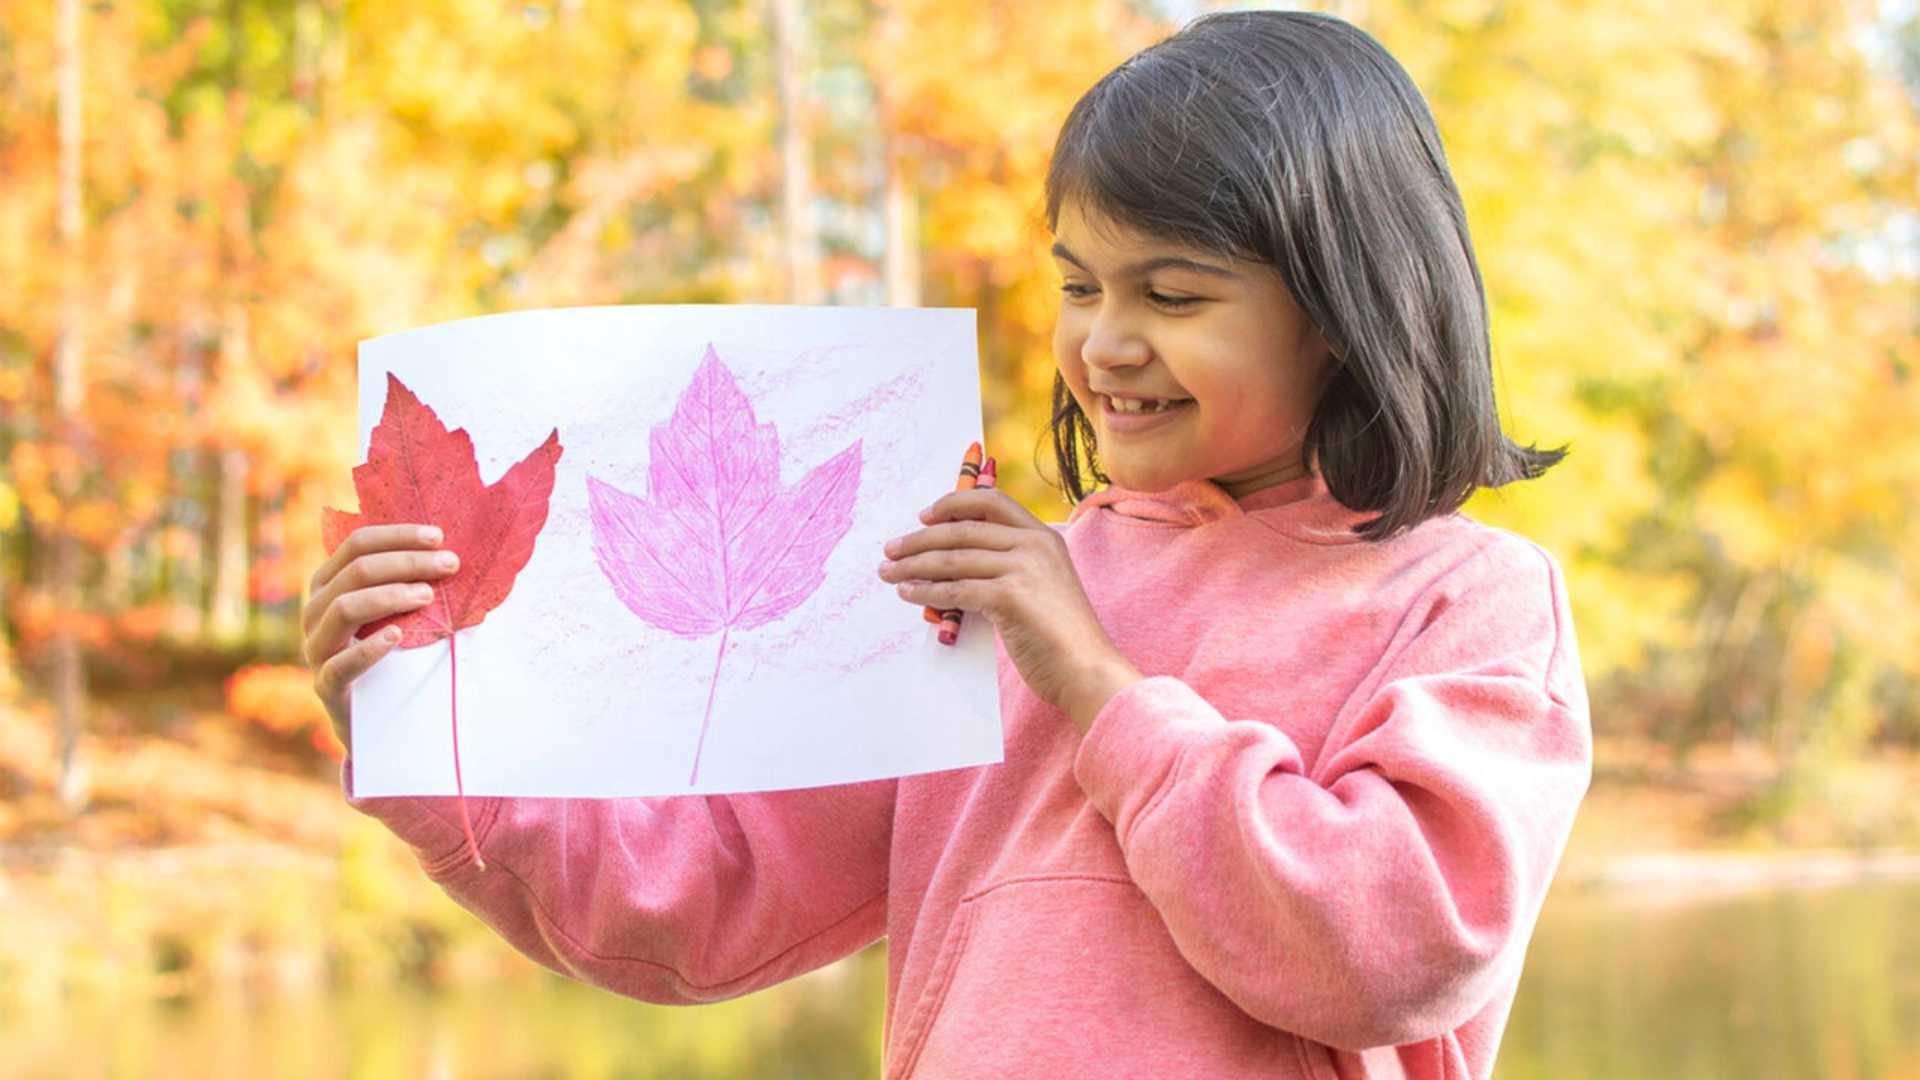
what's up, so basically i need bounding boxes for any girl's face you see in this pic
[1050,197,1331,500]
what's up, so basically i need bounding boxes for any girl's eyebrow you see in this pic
[1050,241,1241,281]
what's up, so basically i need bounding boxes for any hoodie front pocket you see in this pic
[888,874,1320,1080]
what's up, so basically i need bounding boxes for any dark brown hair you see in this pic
[1043,10,1567,541]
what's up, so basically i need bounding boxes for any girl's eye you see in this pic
[1058,283,1202,310]
[1148,291,1201,310]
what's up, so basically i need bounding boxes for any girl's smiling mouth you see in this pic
[1099,392,1195,433]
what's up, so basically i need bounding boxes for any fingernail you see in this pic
[436,552,459,570]
[413,585,436,602]
[384,627,401,642]
[883,537,900,556]
[420,527,442,545]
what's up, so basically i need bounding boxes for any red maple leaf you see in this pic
[322,372,563,871]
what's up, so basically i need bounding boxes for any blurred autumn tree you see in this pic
[0,0,1914,810]
[1392,0,1920,769]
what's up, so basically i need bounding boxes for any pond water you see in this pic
[5,878,1917,1078]
[1499,878,1920,1079]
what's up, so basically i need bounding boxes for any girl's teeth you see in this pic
[1108,396,1187,413]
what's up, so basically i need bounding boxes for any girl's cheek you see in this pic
[1053,331,1091,388]
[1052,303,1092,353]
[1058,365,1095,414]
[1050,331,1076,377]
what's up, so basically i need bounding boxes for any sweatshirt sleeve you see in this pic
[340,758,894,1004]
[1070,535,1592,1052]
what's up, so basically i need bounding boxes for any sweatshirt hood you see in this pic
[1065,470,1380,544]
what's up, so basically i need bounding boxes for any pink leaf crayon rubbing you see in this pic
[586,343,863,786]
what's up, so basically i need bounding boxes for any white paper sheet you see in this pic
[346,304,1004,797]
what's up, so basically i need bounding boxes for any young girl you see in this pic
[305,11,1590,1078]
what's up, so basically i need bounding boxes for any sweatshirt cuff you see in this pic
[339,756,505,876]
[1071,675,1226,844]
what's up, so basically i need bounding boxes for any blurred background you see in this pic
[1,0,1917,1076]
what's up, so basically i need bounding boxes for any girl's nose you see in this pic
[1081,312,1152,372]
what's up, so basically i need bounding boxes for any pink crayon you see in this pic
[938,456,996,645]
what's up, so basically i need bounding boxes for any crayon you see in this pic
[925,441,983,638]
[938,456,996,645]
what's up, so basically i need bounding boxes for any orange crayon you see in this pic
[938,456,995,645]
[925,441,983,641]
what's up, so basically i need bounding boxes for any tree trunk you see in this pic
[167,326,207,639]
[53,0,91,815]
[771,0,821,304]
[208,72,255,646]
[209,445,252,644]
[209,308,253,644]
[207,299,252,645]
[883,133,921,307]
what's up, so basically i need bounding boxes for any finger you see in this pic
[883,519,1021,560]
[892,578,985,613]
[305,544,460,637]
[314,624,404,714]
[307,580,439,669]
[919,487,1045,529]
[309,523,442,609]
[878,546,1009,584]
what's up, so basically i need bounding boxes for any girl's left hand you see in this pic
[877,488,1143,729]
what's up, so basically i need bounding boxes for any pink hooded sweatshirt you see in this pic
[341,470,1592,1079]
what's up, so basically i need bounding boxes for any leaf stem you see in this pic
[450,626,486,871]
[689,627,732,786]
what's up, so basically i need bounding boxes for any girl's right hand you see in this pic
[302,524,461,754]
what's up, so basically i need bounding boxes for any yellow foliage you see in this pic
[2,0,1916,758]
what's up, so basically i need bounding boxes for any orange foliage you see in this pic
[9,590,112,651]
[224,663,342,761]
